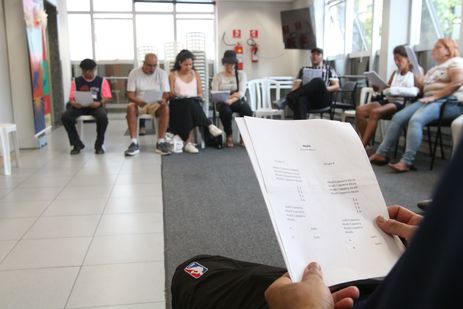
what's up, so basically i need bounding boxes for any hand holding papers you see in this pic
[141,90,163,104]
[74,91,94,106]
[236,117,405,286]
[364,71,388,91]
[211,90,230,103]
[302,68,323,85]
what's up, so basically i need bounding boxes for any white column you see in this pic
[0,0,14,123]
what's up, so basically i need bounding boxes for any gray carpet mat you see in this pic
[163,147,446,306]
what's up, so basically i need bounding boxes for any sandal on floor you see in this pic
[225,137,234,148]
[388,162,415,173]
[369,154,390,166]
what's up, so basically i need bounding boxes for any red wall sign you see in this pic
[232,29,241,39]
[250,29,259,39]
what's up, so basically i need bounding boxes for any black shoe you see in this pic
[155,142,172,156]
[70,144,85,155]
[124,142,140,156]
[95,147,105,155]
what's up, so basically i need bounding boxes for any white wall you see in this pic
[57,0,71,102]
[0,0,13,123]
[216,1,298,79]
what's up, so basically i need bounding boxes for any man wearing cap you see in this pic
[62,58,111,155]
[286,47,340,119]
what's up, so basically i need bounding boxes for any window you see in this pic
[67,14,93,60]
[352,0,373,53]
[93,0,132,12]
[324,0,346,57]
[176,19,215,60]
[135,2,173,12]
[176,3,214,13]
[66,0,90,11]
[136,15,175,61]
[420,0,461,48]
[94,18,134,60]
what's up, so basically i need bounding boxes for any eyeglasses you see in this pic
[144,63,157,68]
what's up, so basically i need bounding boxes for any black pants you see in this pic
[286,78,330,119]
[171,255,286,309]
[61,105,108,148]
[169,97,211,141]
[218,99,253,136]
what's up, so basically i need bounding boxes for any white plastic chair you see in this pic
[247,79,285,119]
[341,87,375,122]
[0,123,20,175]
[265,76,294,102]
[76,115,96,141]
[137,114,160,139]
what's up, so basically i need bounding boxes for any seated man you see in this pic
[171,139,463,308]
[286,47,340,119]
[125,53,171,156]
[61,58,111,155]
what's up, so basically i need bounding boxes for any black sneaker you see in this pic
[95,147,105,155]
[70,144,85,155]
[124,142,140,156]
[155,142,172,156]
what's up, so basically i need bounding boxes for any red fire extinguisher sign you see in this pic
[232,29,241,39]
[250,30,259,39]
[234,42,244,70]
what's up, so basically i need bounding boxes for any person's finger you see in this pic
[376,216,413,239]
[301,262,323,282]
[334,298,355,309]
[332,286,359,303]
[267,272,292,290]
[387,205,419,224]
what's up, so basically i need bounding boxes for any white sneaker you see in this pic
[184,142,199,154]
[208,124,223,137]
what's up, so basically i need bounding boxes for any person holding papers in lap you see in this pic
[211,50,252,147]
[356,45,418,148]
[168,49,222,154]
[62,58,111,155]
[172,140,463,309]
[124,53,171,156]
[286,47,340,119]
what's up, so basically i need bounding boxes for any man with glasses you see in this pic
[125,53,171,156]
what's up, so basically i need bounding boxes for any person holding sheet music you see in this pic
[211,50,252,147]
[356,45,417,148]
[62,58,111,155]
[168,49,223,154]
[124,53,171,156]
[370,38,463,172]
[286,47,340,119]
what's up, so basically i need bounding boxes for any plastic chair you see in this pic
[137,114,159,139]
[247,79,285,119]
[76,115,96,141]
[342,87,375,122]
[0,123,20,176]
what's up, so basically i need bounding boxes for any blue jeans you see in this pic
[376,96,463,165]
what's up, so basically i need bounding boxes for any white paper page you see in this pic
[141,90,163,103]
[74,91,94,106]
[238,117,405,286]
[364,71,388,90]
[302,68,323,85]
[211,90,230,103]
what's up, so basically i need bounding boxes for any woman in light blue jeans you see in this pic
[370,38,463,172]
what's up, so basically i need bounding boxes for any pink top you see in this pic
[174,71,198,97]
[69,78,112,101]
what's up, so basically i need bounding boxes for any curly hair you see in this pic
[172,49,195,71]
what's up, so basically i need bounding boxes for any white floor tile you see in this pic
[67,262,165,308]
[111,184,162,198]
[0,201,50,218]
[0,241,16,262]
[85,234,164,265]
[43,198,107,216]
[115,174,162,186]
[1,187,63,202]
[67,174,118,187]
[0,267,78,309]
[18,175,71,189]
[0,218,37,240]
[57,185,113,200]
[75,302,166,309]
[24,215,100,239]
[105,197,163,214]
[96,213,163,236]
[0,237,91,270]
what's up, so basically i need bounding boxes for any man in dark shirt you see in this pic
[287,47,340,119]
[61,59,111,155]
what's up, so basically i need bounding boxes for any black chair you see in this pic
[426,101,456,170]
[330,77,363,119]
[296,94,333,119]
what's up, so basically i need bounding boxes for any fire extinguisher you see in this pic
[234,42,244,70]
[251,43,258,63]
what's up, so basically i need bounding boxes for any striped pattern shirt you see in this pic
[297,61,338,87]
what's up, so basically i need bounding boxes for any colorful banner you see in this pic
[23,0,51,135]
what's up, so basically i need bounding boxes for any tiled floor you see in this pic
[0,118,166,309]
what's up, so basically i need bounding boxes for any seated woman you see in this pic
[211,50,253,147]
[356,45,418,148]
[369,38,463,172]
[168,49,222,154]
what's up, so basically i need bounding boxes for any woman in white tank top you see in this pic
[168,50,222,153]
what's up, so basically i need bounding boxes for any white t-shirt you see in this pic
[127,67,170,99]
